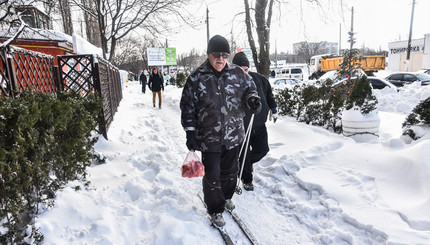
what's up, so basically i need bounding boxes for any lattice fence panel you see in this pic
[57,55,94,97]
[11,48,56,94]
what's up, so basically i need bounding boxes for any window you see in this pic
[388,74,403,80]
[291,68,302,74]
[369,79,386,89]
[403,74,417,82]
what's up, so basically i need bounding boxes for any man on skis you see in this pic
[180,35,262,227]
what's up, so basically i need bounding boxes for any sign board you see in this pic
[147,47,177,66]
[165,48,177,65]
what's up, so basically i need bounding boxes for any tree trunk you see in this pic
[58,0,73,35]
[95,0,108,59]
[244,0,273,78]
[82,0,101,47]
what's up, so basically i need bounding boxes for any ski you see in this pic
[213,225,235,245]
[226,209,259,245]
[198,193,235,245]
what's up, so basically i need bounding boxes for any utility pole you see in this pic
[275,39,278,68]
[406,0,416,71]
[350,7,354,51]
[206,7,210,44]
[339,23,341,55]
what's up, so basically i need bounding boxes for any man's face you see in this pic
[154,69,158,74]
[208,52,229,72]
[240,66,249,74]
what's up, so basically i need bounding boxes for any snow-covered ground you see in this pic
[35,80,430,244]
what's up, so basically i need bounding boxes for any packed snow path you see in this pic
[36,81,430,244]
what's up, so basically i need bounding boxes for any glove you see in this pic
[247,96,262,114]
[271,108,278,123]
[186,131,196,151]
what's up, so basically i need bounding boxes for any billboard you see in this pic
[147,47,177,66]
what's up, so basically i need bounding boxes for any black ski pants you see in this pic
[240,125,269,184]
[202,145,239,215]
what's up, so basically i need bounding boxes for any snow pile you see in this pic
[72,34,104,57]
[373,82,430,115]
[35,81,430,244]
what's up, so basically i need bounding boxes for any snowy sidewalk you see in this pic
[36,81,430,244]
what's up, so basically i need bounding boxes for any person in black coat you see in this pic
[148,67,164,108]
[232,52,278,191]
[139,70,147,93]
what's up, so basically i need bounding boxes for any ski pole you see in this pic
[235,113,255,195]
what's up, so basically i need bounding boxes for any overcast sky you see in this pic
[165,0,429,55]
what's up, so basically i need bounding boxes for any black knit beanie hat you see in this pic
[207,35,230,54]
[232,52,250,67]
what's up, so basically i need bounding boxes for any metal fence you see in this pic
[0,45,122,139]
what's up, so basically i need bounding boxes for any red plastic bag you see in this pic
[181,151,205,178]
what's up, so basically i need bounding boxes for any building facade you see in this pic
[388,34,430,72]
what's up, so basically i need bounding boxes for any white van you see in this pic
[275,67,303,80]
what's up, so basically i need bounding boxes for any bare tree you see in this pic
[295,41,325,64]
[81,0,101,47]
[70,0,193,62]
[244,0,274,78]
[0,0,39,45]
[177,48,205,73]
[59,0,73,35]
[243,0,343,77]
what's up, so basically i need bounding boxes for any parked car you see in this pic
[275,67,304,80]
[385,72,430,87]
[272,78,302,89]
[366,76,397,90]
[317,69,366,84]
[417,69,430,75]
[332,76,397,98]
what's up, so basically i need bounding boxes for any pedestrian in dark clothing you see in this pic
[180,35,262,227]
[148,67,164,108]
[139,71,147,94]
[232,52,278,191]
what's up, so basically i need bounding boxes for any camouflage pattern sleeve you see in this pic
[180,76,196,131]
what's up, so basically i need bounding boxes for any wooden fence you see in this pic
[0,45,122,139]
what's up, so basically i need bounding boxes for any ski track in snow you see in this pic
[36,81,429,244]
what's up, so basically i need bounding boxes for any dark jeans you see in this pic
[240,125,269,184]
[142,83,146,93]
[202,145,239,214]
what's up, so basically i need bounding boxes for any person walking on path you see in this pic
[148,67,164,108]
[232,52,278,191]
[139,70,147,94]
[180,35,262,227]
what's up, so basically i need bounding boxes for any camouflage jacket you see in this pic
[180,59,259,152]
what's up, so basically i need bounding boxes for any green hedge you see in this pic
[275,79,345,133]
[175,72,188,88]
[402,97,430,140]
[0,91,102,244]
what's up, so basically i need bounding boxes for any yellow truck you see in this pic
[309,54,386,79]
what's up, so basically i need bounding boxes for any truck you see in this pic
[309,54,386,80]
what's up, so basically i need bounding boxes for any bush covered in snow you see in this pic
[175,72,189,88]
[275,74,379,134]
[402,96,430,140]
[0,91,102,244]
[275,79,344,133]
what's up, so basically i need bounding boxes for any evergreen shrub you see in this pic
[0,90,102,244]
[402,97,430,140]
[274,79,344,133]
[175,72,188,88]
[345,75,378,115]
